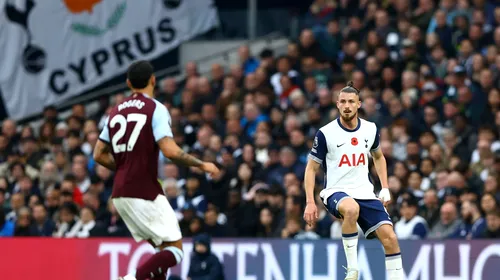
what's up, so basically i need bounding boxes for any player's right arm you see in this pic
[304,159,321,204]
[94,117,116,171]
[94,139,116,171]
[153,103,220,177]
[157,137,217,174]
[303,130,327,226]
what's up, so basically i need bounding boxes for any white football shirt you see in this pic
[309,117,380,201]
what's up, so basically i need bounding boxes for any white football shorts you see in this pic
[112,194,182,246]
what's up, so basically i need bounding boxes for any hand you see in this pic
[200,162,220,177]
[303,202,319,227]
[378,188,391,207]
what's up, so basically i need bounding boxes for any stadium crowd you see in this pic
[1,0,500,241]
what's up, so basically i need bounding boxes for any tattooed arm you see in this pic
[157,137,219,176]
[93,140,116,171]
[169,149,204,167]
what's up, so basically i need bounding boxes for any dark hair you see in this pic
[420,157,436,168]
[81,206,96,217]
[67,130,80,139]
[63,173,77,183]
[402,197,418,208]
[127,60,154,89]
[420,129,437,140]
[276,55,291,64]
[260,48,274,59]
[32,202,47,211]
[487,208,500,218]
[340,81,360,95]
[342,56,357,65]
[60,202,78,215]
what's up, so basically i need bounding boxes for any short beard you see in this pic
[340,112,357,123]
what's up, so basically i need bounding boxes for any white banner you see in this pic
[0,0,219,120]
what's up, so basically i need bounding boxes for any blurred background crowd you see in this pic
[1,0,500,242]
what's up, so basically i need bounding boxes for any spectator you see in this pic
[240,102,269,139]
[5,192,24,221]
[238,45,259,75]
[420,189,441,228]
[256,207,277,237]
[480,192,499,215]
[187,234,224,280]
[395,198,428,240]
[294,223,321,240]
[451,200,486,239]
[65,206,103,238]
[479,210,500,238]
[101,200,130,237]
[53,202,79,238]
[428,202,462,239]
[281,217,303,239]
[14,207,32,236]
[29,203,55,237]
[270,56,299,96]
[179,203,197,237]
[203,206,229,237]
[237,183,270,237]
[0,207,14,237]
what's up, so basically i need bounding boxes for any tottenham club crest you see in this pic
[5,0,46,74]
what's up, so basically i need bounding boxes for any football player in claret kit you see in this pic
[303,82,404,280]
[93,60,220,280]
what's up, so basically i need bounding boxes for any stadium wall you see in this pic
[1,239,499,280]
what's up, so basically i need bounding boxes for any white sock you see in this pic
[342,232,359,270]
[386,253,404,280]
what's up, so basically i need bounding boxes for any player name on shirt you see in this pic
[118,99,146,111]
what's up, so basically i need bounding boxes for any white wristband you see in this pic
[378,188,391,202]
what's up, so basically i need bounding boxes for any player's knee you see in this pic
[165,246,184,264]
[342,204,360,220]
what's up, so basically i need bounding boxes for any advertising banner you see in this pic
[1,238,499,280]
[0,0,218,120]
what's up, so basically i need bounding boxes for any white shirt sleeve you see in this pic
[152,102,173,142]
[98,117,110,143]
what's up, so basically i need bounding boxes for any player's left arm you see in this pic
[370,148,388,188]
[93,117,116,171]
[370,126,391,206]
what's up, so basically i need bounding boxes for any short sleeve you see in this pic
[308,130,327,164]
[98,117,110,143]
[152,102,173,142]
[371,124,380,151]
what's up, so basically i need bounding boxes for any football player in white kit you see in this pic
[303,82,404,280]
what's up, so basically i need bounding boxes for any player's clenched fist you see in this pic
[200,162,220,177]
[303,202,319,226]
[378,188,391,207]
